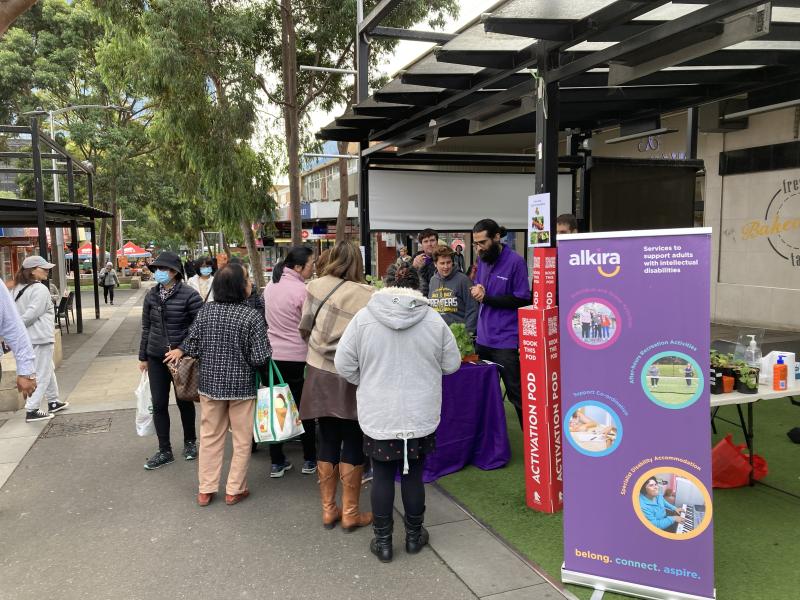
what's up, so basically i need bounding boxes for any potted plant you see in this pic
[735,365,759,394]
[365,274,385,289]
[710,350,725,394]
[449,323,478,363]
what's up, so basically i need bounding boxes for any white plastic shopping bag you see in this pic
[135,371,155,437]
[253,360,304,443]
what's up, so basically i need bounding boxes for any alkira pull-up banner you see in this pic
[558,228,715,600]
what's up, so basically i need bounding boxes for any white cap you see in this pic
[22,255,56,270]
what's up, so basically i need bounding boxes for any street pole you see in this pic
[50,112,69,295]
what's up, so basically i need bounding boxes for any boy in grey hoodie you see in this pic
[427,245,478,336]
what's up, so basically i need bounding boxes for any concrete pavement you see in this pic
[0,285,574,600]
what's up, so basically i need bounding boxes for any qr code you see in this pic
[522,317,537,337]
[533,256,541,269]
[545,257,556,269]
[547,316,559,336]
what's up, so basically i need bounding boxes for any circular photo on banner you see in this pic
[641,352,704,409]
[565,401,623,457]
[568,299,621,349]
[633,468,713,541]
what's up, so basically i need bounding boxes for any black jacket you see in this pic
[139,281,203,360]
[414,252,437,297]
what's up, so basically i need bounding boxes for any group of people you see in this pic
[578,307,613,341]
[135,217,530,563]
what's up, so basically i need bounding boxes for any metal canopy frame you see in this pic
[338,0,800,273]
[0,117,108,331]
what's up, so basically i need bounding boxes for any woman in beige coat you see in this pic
[299,241,373,532]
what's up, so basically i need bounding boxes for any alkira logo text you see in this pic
[568,250,621,277]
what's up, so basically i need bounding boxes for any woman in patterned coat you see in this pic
[169,263,271,507]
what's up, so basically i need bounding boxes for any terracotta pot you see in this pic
[461,354,479,364]
[722,375,735,394]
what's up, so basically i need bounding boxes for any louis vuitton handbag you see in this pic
[160,305,200,402]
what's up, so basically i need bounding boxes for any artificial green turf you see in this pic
[438,399,800,600]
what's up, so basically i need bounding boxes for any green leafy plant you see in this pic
[735,364,759,389]
[710,350,732,369]
[365,274,384,289]
[449,323,475,359]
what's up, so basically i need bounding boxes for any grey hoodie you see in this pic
[335,287,461,444]
[428,270,478,335]
[13,282,55,345]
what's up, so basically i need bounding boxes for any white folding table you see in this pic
[710,385,798,486]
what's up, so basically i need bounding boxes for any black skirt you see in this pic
[364,433,436,462]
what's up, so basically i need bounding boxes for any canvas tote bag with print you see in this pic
[253,360,304,443]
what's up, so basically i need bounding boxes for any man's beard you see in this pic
[479,241,501,264]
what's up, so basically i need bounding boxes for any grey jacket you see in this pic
[13,282,55,345]
[335,287,461,441]
[99,268,120,287]
[428,270,478,335]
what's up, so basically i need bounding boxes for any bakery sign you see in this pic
[741,175,800,265]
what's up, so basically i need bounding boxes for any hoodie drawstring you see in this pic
[396,431,414,474]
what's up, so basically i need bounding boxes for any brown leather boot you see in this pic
[340,463,373,532]
[318,461,341,529]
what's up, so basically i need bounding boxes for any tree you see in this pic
[97,0,276,288]
[261,0,459,245]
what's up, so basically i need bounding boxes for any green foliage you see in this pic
[365,274,384,289]
[710,350,733,369]
[449,322,474,359]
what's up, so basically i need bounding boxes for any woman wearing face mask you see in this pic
[138,252,203,470]
[187,256,214,302]
[263,246,317,478]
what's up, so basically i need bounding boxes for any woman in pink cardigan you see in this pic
[263,246,317,478]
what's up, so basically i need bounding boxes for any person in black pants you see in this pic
[334,264,461,563]
[138,251,203,470]
[268,361,317,472]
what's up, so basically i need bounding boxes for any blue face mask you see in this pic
[154,269,172,285]
[199,267,212,276]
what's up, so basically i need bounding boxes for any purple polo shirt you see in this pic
[475,244,530,349]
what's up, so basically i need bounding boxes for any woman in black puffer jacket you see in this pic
[138,252,203,470]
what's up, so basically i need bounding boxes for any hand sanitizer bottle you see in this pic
[744,335,761,369]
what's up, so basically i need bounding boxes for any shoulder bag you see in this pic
[159,298,200,402]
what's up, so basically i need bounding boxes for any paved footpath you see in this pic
[0,286,573,600]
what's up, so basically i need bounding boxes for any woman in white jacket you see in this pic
[186,256,214,302]
[13,256,68,422]
[334,263,461,563]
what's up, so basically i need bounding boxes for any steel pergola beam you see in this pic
[371,26,456,44]
[358,0,403,34]
[547,0,770,83]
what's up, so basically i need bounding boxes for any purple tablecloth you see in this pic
[423,362,511,483]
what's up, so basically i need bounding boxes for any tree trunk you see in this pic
[98,218,107,266]
[222,235,232,258]
[109,183,119,269]
[0,0,36,36]
[280,0,302,246]
[240,219,265,290]
[335,141,350,243]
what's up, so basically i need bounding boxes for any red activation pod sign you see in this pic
[518,306,563,513]
[532,248,558,310]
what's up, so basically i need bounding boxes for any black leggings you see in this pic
[317,417,363,465]
[269,360,317,464]
[148,357,196,452]
[103,285,115,303]
[370,458,425,517]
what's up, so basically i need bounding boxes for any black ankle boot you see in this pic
[369,514,393,563]
[404,511,429,554]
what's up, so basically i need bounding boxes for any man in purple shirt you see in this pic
[470,219,530,427]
